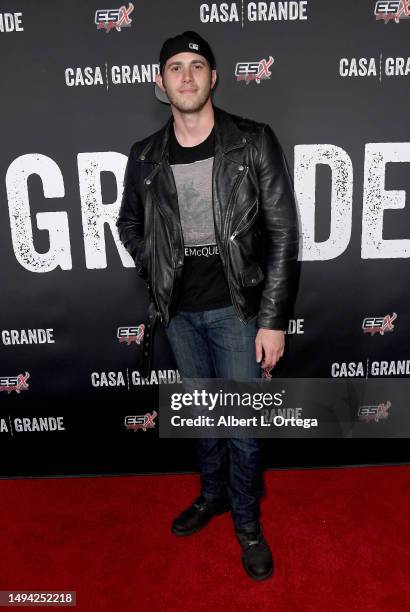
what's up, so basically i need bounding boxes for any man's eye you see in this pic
[170,64,202,71]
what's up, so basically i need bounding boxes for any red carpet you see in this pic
[1,465,410,611]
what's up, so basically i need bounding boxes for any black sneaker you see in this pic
[235,523,274,581]
[171,495,231,536]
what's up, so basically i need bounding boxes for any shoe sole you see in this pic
[171,504,231,537]
[242,558,274,581]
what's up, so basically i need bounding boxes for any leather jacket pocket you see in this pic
[231,198,259,240]
[134,247,149,282]
[240,264,265,287]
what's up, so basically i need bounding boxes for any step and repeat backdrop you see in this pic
[1,1,409,476]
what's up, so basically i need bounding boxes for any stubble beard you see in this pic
[164,77,212,114]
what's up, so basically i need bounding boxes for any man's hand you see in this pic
[255,328,285,370]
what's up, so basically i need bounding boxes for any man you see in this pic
[116,30,299,581]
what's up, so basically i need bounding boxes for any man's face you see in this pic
[155,52,217,113]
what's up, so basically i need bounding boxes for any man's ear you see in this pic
[155,73,165,92]
[211,69,218,90]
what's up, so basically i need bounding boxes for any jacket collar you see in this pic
[139,105,247,163]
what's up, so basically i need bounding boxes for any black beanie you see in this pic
[159,30,216,74]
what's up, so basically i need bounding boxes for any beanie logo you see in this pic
[189,42,199,50]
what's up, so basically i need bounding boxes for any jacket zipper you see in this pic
[223,164,248,246]
[161,162,182,324]
[226,257,245,323]
[160,205,176,322]
[150,206,162,320]
[142,164,162,319]
[223,164,248,323]
[146,161,182,325]
[230,198,258,242]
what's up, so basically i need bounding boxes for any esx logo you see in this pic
[235,56,274,84]
[124,411,157,431]
[95,3,134,32]
[358,401,391,422]
[362,312,397,335]
[374,1,410,23]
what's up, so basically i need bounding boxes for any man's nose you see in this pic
[182,67,193,81]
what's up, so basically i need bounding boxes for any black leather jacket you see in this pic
[116,105,299,372]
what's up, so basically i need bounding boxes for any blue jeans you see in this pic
[165,305,264,530]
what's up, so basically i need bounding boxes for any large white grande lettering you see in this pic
[294,142,410,261]
[6,152,134,272]
[362,143,410,258]
[294,144,353,260]
[6,154,72,272]
[77,152,133,269]
[4,144,410,271]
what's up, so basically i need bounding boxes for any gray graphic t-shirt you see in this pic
[169,125,231,311]
[171,157,215,248]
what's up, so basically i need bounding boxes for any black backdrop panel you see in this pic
[1,1,409,476]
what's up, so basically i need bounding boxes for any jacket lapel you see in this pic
[141,105,249,241]
[141,117,180,227]
[212,106,249,245]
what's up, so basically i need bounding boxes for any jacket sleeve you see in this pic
[116,144,148,281]
[256,124,299,331]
